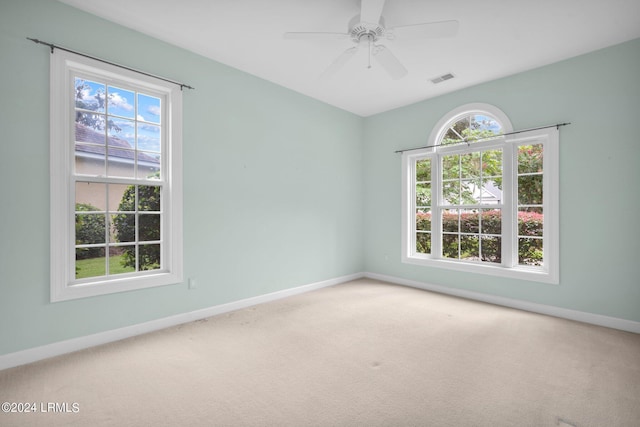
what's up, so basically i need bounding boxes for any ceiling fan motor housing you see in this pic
[349,15,386,42]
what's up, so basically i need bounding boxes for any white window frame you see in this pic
[401,103,559,284]
[50,50,183,302]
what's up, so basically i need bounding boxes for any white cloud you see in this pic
[139,123,160,133]
[108,93,134,111]
[147,105,161,116]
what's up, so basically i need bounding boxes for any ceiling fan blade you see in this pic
[390,20,459,39]
[360,0,386,24]
[319,47,359,80]
[373,45,407,79]
[284,32,349,40]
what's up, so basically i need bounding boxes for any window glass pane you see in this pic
[518,175,543,205]
[518,144,543,174]
[109,247,135,275]
[460,235,479,260]
[519,238,543,266]
[471,114,502,135]
[480,236,501,263]
[75,79,105,113]
[442,181,460,205]
[442,234,459,259]
[75,182,106,210]
[138,185,161,211]
[139,244,161,271]
[452,117,470,138]
[440,114,503,146]
[75,143,106,176]
[108,184,131,212]
[460,179,480,204]
[76,249,105,279]
[519,208,543,237]
[113,184,136,213]
[443,114,503,144]
[111,214,135,243]
[442,209,459,232]
[416,159,431,182]
[442,154,459,180]
[480,209,501,235]
[108,118,135,147]
[75,213,105,245]
[107,86,135,119]
[137,152,161,180]
[482,149,502,177]
[416,210,431,231]
[460,152,480,179]
[138,93,161,125]
[137,123,161,152]
[442,126,464,144]
[460,210,479,233]
[107,148,135,178]
[75,114,106,142]
[416,232,431,254]
[416,183,431,207]
[139,214,161,241]
[480,178,502,204]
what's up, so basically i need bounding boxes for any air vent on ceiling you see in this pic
[430,73,455,84]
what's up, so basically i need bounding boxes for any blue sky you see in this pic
[75,78,162,153]
[472,114,501,133]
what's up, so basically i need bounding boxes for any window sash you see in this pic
[72,178,166,283]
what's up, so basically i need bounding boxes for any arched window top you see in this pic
[428,103,513,150]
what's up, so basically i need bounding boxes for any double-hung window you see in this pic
[50,50,183,301]
[402,103,558,283]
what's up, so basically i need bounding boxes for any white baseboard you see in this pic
[0,273,363,371]
[364,272,640,334]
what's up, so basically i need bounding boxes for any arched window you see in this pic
[402,103,558,283]
[430,103,512,149]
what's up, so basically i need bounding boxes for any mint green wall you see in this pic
[363,38,640,322]
[1,0,638,358]
[0,0,363,355]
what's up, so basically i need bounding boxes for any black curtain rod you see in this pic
[394,122,571,154]
[27,38,195,91]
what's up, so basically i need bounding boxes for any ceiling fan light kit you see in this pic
[284,0,459,80]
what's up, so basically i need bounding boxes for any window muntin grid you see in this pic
[72,76,165,281]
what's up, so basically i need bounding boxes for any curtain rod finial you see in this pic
[27,37,55,53]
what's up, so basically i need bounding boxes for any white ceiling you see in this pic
[58,0,640,117]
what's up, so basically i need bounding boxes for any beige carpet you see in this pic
[1,279,639,427]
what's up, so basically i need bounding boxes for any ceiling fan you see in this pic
[284,0,459,80]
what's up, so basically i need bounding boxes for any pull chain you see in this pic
[367,34,372,69]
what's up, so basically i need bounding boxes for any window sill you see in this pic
[402,255,558,285]
[51,271,183,302]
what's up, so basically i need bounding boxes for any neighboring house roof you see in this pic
[481,180,502,203]
[75,122,160,165]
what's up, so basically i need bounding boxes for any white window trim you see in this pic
[401,104,559,284]
[50,50,183,302]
